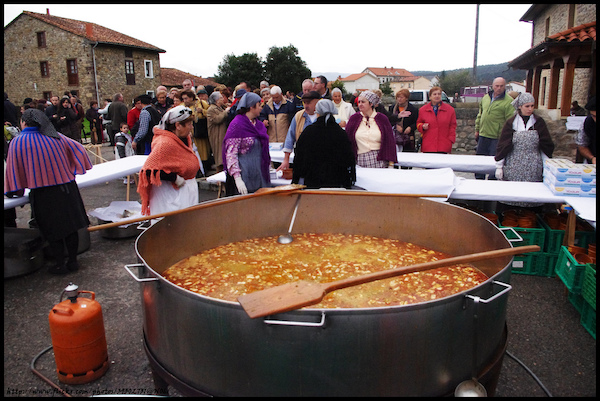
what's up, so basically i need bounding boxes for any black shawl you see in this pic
[292,115,356,189]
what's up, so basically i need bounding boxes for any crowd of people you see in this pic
[4,76,597,275]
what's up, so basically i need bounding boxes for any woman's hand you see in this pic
[422,123,429,131]
[175,175,186,188]
[234,176,248,194]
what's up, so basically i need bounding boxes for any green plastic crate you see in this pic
[534,252,558,277]
[569,291,585,315]
[538,217,597,254]
[580,301,596,340]
[510,253,536,275]
[582,264,596,311]
[555,246,588,294]
[500,219,546,250]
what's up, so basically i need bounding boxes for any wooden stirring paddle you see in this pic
[238,245,540,318]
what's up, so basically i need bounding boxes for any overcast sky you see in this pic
[4,4,534,79]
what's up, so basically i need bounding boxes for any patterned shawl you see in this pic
[137,128,200,215]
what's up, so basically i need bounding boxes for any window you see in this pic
[125,60,135,85]
[40,61,49,78]
[125,49,133,58]
[66,59,78,86]
[43,92,52,100]
[541,77,547,106]
[146,90,155,98]
[37,31,46,48]
[544,17,550,38]
[144,60,154,78]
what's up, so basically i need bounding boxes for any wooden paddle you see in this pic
[237,245,540,318]
[87,184,306,232]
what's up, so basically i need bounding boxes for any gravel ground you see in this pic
[3,144,596,397]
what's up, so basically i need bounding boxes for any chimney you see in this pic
[86,23,93,38]
[46,8,50,15]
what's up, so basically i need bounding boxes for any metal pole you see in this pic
[473,4,480,82]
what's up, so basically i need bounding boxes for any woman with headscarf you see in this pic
[494,92,554,213]
[345,90,397,168]
[416,86,457,154]
[207,91,230,173]
[331,87,355,128]
[137,106,200,216]
[223,92,271,196]
[4,109,93,274]
[292,99,356,188]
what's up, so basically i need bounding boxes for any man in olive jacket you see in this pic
[474,77,516,179]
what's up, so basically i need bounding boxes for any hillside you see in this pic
[411,62,526,84]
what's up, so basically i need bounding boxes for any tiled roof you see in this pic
[365,67,415,78]
[340,73,370,81]
[160,68,220,88]
[20,11,165,52]
[547,21,596,42]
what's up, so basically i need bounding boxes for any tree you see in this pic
[215,53,264,89]
[263,45,311,94]
[438,70,475,97]
[379,82,393,96]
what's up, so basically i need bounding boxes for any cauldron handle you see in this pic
[263,312,326,327]
[124,263,160,283]
[499,227,524,244]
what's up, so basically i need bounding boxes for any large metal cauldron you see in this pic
[130,193,514,396]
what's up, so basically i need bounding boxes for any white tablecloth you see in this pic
[449,177,595,224]
[187,166,598,225]
[355,167,455,199]
[394,152,496,174]
[4,155,148,209]
[269,146,496,175]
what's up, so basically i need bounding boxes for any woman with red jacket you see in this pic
[416,86,457,153]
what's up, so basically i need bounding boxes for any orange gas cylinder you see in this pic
[48,283,109,384]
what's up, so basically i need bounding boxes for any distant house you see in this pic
[389,76,432,95]
[4,10,165,107]
[160,68,220,92]
[508,4,596,117]
[338,73,379,94]
[362,67,415,84]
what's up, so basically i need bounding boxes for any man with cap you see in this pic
[293,79,315,113]
[277,90,321,172]
[132,94,162,155]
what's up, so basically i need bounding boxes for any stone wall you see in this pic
[4,14,162,107]
[532,4,596,45]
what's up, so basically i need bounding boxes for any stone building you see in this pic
[4,10,165,108]
[508,4,596,117]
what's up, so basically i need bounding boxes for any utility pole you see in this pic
[473,4,480,83]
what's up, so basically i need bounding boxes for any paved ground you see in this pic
[3,144,596,397]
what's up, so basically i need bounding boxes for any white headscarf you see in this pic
[158,105,193,129]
